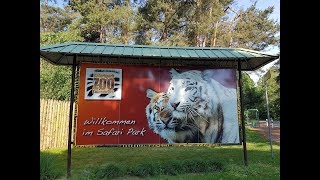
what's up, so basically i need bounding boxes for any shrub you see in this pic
[40,154,60,180]
[86,159,223,179]
[93,164,125,179]
[129,161,161,177]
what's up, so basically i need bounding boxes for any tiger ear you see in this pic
[146,89,157,99]
[169,68,179,77]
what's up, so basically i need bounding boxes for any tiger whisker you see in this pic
[185,123,201,131]
[190,108,208,123]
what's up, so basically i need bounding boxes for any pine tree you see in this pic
[230,3,280,50]
[70,0,136,43]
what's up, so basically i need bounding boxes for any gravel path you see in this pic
[248,121,280,144]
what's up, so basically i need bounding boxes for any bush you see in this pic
[129,161,161,177]
[93,164,125,179]
[40,154,60,180]
[85,159,223,179]
[161,160,184,175]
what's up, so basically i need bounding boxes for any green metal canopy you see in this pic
[40,42,279,71]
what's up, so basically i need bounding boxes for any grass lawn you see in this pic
[41,128,280,179]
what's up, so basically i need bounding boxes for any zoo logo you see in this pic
[92,74,115,94]
[86,71,121,98]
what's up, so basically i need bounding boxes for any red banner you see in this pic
[76,63,240,145]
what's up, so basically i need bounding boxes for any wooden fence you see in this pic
[40,99,75,150]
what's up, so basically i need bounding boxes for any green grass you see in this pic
[40,128,279,179]
[40,153,62,180]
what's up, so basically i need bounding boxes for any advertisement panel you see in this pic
[76,63,240,145]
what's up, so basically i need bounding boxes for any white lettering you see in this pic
[82,129,93,136]
[84,117,136,126]
[127,127,146,136]
[97,128,123,136]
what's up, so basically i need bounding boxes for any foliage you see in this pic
[136,0,194,46]
[40,24,84,100]
[40,153,61,180]
[40,29,83,46]
[135,0,234,46]
[232,4,280,50]
[87,159,222,179]
[185,0,234,47]
[64,0,279,48]
[241,67,280,121]
[242,72,264,112]
[40,2,80,32]
[40,61,72,100]
[257,66,280,120]
[70,0,136,43]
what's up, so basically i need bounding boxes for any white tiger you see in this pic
[145,89,203,144]
[167,68,240,144]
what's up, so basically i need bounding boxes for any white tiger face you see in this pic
[167,69,208,120]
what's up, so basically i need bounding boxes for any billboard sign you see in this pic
[76,63,240,145]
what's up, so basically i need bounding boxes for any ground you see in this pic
[248,121,280,144]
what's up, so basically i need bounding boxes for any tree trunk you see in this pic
[196,34,200,47]
[226,7,242,48]
[212,21,219,46]
[195,0,201,47]
[202,35,206,47]
[123,32,129,44]
[228,14,239,48]
[100,26,104,43]
[161,27,167,41]
[123,28,129,44]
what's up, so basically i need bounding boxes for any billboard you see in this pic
[76,63,240,145]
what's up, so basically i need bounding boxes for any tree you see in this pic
[185,0,233,47]
[70,0,136,43]
[40,20,84,100]
[40,1,79,32]
[230,3,280,50]
[256,66,280,120]
[241,72,264,112]
[136,0,194,46]
[135,0,235,47]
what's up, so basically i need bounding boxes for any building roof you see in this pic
[40,42,279,71]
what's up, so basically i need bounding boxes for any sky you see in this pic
[49,0,280,84]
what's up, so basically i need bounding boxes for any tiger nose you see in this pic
[170,102,180,110]
[162,118,171,125]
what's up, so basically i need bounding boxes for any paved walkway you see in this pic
[248,121,280,144]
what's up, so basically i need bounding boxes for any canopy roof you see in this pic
[40,42,279,71]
